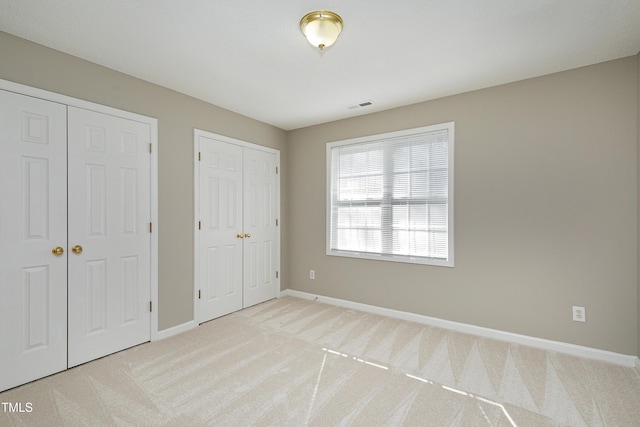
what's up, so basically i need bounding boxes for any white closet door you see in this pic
[198,136,243,322]
[243,149,278,308]
[0,90,68,391]
[67,107,151,367]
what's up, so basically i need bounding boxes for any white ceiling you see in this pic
[1,1,639,130]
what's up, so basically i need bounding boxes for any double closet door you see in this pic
[196,131,279,323]
[0,89,152,392]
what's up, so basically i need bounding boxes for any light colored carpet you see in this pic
[1,296,640,426]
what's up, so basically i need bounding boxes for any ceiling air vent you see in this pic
[347,100,374,110]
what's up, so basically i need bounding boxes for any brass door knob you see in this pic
[237,233,244,239]
[244,233,251,238]
[52,246,64,256]
[72,245,83,254]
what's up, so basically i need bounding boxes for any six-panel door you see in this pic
[198,136,244,322]
[0,90,68,391]
[243,148,277,308]
[67,107,151,368]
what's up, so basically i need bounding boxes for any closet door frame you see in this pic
[193,128,281,323]
[0,79,160,341]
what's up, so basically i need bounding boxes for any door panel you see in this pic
[67,107,151,368]
[0,90,67,392]
[198,136,243,323]
[243,149,277,308]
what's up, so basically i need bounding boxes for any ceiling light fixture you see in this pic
[299,10,343,51]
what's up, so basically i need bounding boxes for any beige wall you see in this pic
[0,32,289,330]
[637,51,640,359]
[288,57,638,355]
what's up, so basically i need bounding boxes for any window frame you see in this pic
[326,122,455,267]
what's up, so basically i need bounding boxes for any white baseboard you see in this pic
[280,289,638,368]
[156,320,198,341]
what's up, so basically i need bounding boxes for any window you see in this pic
[327,122,454,266]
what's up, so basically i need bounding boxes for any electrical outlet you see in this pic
[572,306,586,322]
[309,270,315,280]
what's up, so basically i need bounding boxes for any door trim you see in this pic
[0,79,160,341]
[193,129,281,324]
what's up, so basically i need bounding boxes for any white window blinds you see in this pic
[327,122,454,266]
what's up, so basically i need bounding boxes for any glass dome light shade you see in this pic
[300,11,343,50]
